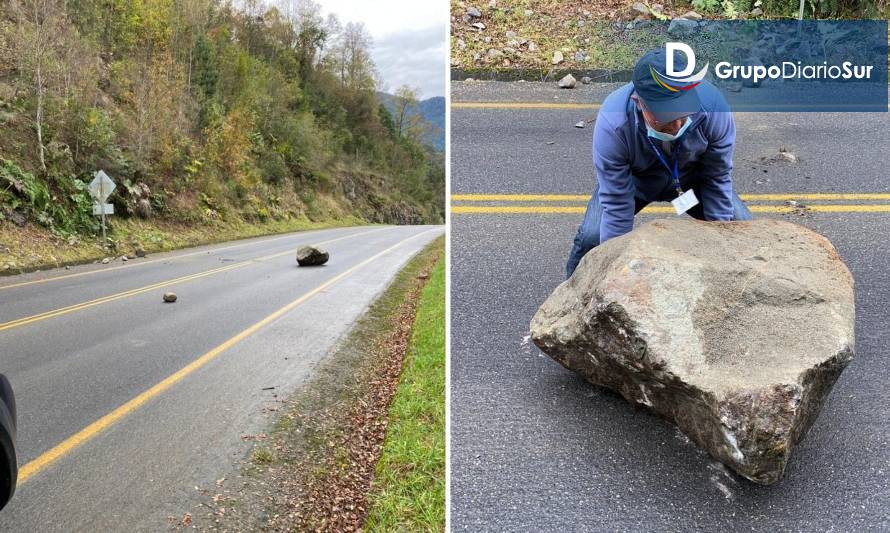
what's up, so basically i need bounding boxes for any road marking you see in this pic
[0,227,392,333]
[451,102,600,110]
[16,228,440,484]
[452,205,890,214]
[0,226,376,292]
[0,263,243,332]
[452,102,890,111]
[454,194,589,202]
[741,193,890,201]
[452,193,890,202]
[781,204,890,212]
[452,192,890,214]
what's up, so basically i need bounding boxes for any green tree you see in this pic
[378,103,396,139]
[193,34,219,100]
[392,85,428,141]
[8,0,69,172]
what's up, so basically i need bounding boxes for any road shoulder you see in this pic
[190,236,445,531]
[451,80,619,104]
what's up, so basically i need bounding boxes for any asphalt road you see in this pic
[450,81,889,531]
[0,224,442,531]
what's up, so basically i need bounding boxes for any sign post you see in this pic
[89,170,116,249]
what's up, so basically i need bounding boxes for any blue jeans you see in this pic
[565,182,753,278]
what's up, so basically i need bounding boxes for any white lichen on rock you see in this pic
[531,219,855,484]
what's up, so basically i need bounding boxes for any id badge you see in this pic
[671,189,699,215]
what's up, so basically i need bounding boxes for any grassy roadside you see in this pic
[196,236,445,532]
[0,214,366,276]
[365,258,446,531]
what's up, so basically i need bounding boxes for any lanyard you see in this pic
[646,136,683,195]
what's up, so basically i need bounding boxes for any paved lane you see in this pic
[0,225,374,323]
[450,82,889,197]
[449,82,889,531]
[0,224,442,531]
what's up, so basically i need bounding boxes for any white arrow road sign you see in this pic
[92,203,114,215]
[89,170,116,203]
[90,170,115,249]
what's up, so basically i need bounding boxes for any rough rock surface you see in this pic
[296,246,329,266]
[163,292,177,303]
[668,18,698,36]
[631,1,650,17]
[530,219,855,484]
[557,74,577,89]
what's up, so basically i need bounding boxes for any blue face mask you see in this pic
[646,116,692,142]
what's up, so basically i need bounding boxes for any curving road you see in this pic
[0,224,442,531]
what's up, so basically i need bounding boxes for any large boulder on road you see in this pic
[296,246,329,266]
[530,219,854,484]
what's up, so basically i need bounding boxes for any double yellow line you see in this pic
[452,102,599,110]
[0,227,346,292]
[0,227,391,333]
[0,262,243,332]
[17,227,439,483]
[454,193,890,202]
[451,193,890,214]
[451,101,890,111]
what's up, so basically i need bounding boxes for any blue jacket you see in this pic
[593,81,736,243]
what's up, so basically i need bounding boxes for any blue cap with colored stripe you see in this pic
[632,48,702,123]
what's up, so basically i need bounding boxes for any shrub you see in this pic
[0,159,98,235]
[758,0,881,16]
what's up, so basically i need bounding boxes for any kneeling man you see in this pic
[566,48,753,277]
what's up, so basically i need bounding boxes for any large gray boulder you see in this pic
[296,246,329,266]
[531,219,854,484]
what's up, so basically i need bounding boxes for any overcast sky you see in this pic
[316,1,447,98]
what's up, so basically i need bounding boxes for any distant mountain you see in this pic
[417,97,445,151]
[378,93,445,151]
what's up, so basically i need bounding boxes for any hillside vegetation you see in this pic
[0,0,443,255]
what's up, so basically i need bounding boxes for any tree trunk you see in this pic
[187,44,193,96]
[28,0,48,173]
[396,101,407,139]
[35,60,46,172]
